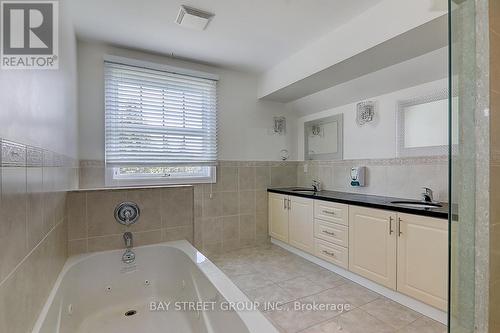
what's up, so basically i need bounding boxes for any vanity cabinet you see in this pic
[397,213,448,311]
[268,193,289,242]
[268,192,448,311]
[315,238,349,269]
[314,220,348,247]
[288,196,314,254]
[268,193,314,253]
[313,200,349,268]
[348,206,448,310]
[348,206,397,289]
[314,200,348,225]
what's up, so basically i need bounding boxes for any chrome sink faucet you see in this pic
[421,187,434,203]
[122,232,135,264]
[312,179,322,192]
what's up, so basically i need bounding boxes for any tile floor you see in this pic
[208,244,447,333]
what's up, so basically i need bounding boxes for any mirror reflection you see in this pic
[304,115,343,160]
[397,91,458,157]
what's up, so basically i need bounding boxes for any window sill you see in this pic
[70,184,195,193]
[103,166,216,188]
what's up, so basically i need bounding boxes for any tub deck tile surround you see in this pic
[208,244,447,333]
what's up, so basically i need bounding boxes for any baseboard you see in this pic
[271,238,447,325]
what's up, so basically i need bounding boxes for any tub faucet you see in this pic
[122,232,135,264]
[123,232,133,248]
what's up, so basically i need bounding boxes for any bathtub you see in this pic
[32,240,278,333]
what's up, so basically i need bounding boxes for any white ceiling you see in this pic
[67,0,383,72]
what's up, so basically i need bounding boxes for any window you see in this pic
[104,57,218,186]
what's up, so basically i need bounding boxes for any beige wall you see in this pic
[194,161,298,255]
[297,156,448,202]
[78,156,449,255]
[67,186,194,255]
[75,161,298,255]
[0,140,77,333]
[490,0,500,331]
[0,1,79,332]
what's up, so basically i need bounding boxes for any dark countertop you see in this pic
[268,187,452,219]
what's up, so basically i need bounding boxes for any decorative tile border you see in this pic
[1,140,26,167]
[80,157,445,170]
[0,137,77,168]
[27,146,43,167]
[301,155,448,167]
[80,159,301,168]
[79,160,104,168]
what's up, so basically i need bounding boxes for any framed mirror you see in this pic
[304,114,343,160]
[396,89,458,157]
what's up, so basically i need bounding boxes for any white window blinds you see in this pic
[104,60,217,167]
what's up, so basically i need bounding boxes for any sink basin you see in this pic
[389,200,443,208]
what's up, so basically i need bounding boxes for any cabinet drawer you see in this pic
[314,220,348,247]
[314,239,348,269]
[314,200,348,225]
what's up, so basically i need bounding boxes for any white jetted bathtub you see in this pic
[32,240,278,333]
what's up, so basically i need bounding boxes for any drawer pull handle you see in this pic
[322,210,335,215]
[322,250,336,257]
[322,230,336,236]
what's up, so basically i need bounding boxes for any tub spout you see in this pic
[123,232,133,249]
[122,232,135,264]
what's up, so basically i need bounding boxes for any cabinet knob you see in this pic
[322,210,335,215]
[322,230,335,236]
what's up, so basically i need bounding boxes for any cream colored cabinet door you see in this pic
[268,193,289,243]
[397,213,448,311]
[289,196,314,254]
[349,206,397,289]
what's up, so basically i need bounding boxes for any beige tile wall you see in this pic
[193,161,298,255]
[490,1,500,331]
[66,186,194,255]
[78,157,449,256]
[77,160,299,255]
[297,156,448,202]
[0,139,77,333]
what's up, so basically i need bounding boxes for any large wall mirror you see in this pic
[396,89,458,157]
[304,114,343,160]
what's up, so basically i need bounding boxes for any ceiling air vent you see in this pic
[175,5,214,31]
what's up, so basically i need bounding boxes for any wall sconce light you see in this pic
[356,101,375,126]
[273,116,286,135]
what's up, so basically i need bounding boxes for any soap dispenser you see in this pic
[350,167,366,187]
